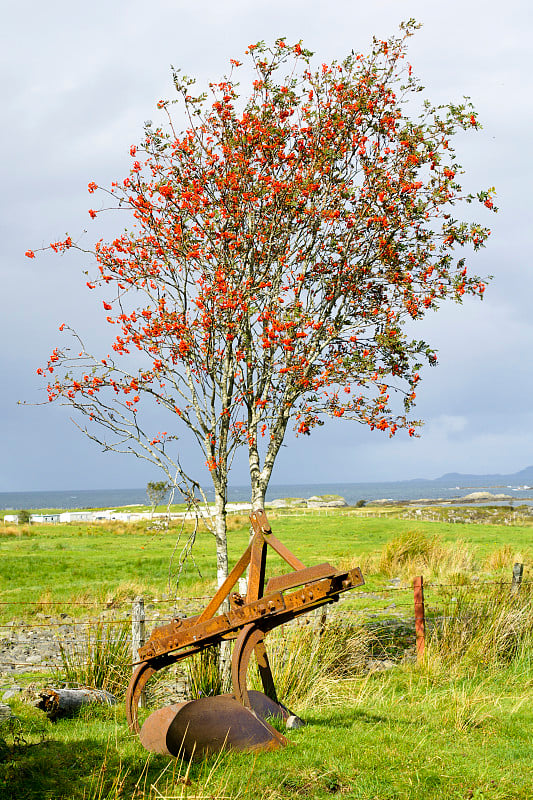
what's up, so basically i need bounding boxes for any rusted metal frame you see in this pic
[192,510,310,625]
[257,568,365,634]
[139,591,286,660]
[266,563,338,594]
[277,568,364,615]
[263,533,306,571]
[246,532,268,603]
[196,542,253,624]
[138,567,364,661]
[250,508,272,535]
[250,508,306,571]
[232,624,267,708]
[241,531,277,702]
[126,646,202,733]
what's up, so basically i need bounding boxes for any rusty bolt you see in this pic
[230,592,244,607]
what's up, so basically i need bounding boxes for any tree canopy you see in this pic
[29,21,495,580]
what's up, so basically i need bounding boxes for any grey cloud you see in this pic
[2,0,532,490]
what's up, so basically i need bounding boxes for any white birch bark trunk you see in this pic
[213,492,228,587]
[213,491,231,688]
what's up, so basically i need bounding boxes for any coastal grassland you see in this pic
[0,510,531,614]
[1,509,533,799]
[2,632,533,799]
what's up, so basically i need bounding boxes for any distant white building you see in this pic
[59,511,94,523]
[30,513,61,524]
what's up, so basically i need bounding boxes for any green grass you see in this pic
[0,510,530,613]
[2,658,532,800]
[1,509,532,798]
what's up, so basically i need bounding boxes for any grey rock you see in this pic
[269,497,306,508]
[2,686,22,700]
[286,714,306,729]
[307,495,347,508]
[0,703,13,720]
[367,658,396,672]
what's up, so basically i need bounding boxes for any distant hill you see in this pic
[427,466,533,487]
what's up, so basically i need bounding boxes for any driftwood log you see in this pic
[30,688,117,720]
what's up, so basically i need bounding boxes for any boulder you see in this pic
[268,498,306,508]
[306,495,347,508]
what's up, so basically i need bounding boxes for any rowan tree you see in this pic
[146,480,171,513]
[29,21,495,584]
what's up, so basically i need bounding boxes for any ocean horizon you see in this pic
[2,477,533,510]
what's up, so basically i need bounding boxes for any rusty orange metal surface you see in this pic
[140,692,288,759]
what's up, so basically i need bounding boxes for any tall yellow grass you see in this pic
[378,530,475,582]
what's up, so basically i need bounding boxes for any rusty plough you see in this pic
[126,509,364,758]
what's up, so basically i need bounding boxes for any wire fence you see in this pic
[0,565,528,673]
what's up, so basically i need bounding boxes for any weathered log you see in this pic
[30,688,117,720]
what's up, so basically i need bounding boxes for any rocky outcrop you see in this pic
[306,495,347,508]
[268,495,347,509]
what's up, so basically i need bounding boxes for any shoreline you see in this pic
[3,490,533,523]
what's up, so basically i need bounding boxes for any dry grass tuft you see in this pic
[378,531,475,583]
[225,514,250,532]
[101,581,147,606]
[55,619,131,699]
[427,585,533,667]
[249,616,372,711]
[441,684,498,732]
[484,544,519,571]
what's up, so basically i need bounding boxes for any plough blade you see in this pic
[139,691,288,758]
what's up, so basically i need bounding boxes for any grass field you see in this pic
[1,509,532,799]
[1,509,531,608]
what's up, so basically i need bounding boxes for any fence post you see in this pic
[313,604,328,635]
[511,563,524,595]
[413,576,426,660]
[132,596,146,708]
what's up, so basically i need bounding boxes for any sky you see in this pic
[2,0,532,491]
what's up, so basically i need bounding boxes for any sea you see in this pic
[1,478,533,510]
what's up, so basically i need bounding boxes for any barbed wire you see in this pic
[0,580,529,614]
[0,595,213,607]
[0,618,133,629]
[0,616,185,631]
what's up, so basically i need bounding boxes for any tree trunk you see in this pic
[30,688,116,720]
[251,483,266,511]
[248,413,290,512]
[213,492,228,587]
[213,492,231,689]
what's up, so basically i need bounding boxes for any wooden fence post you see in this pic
[511,563,524,595]
[413,576,426,660]
[132,596,146,707]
